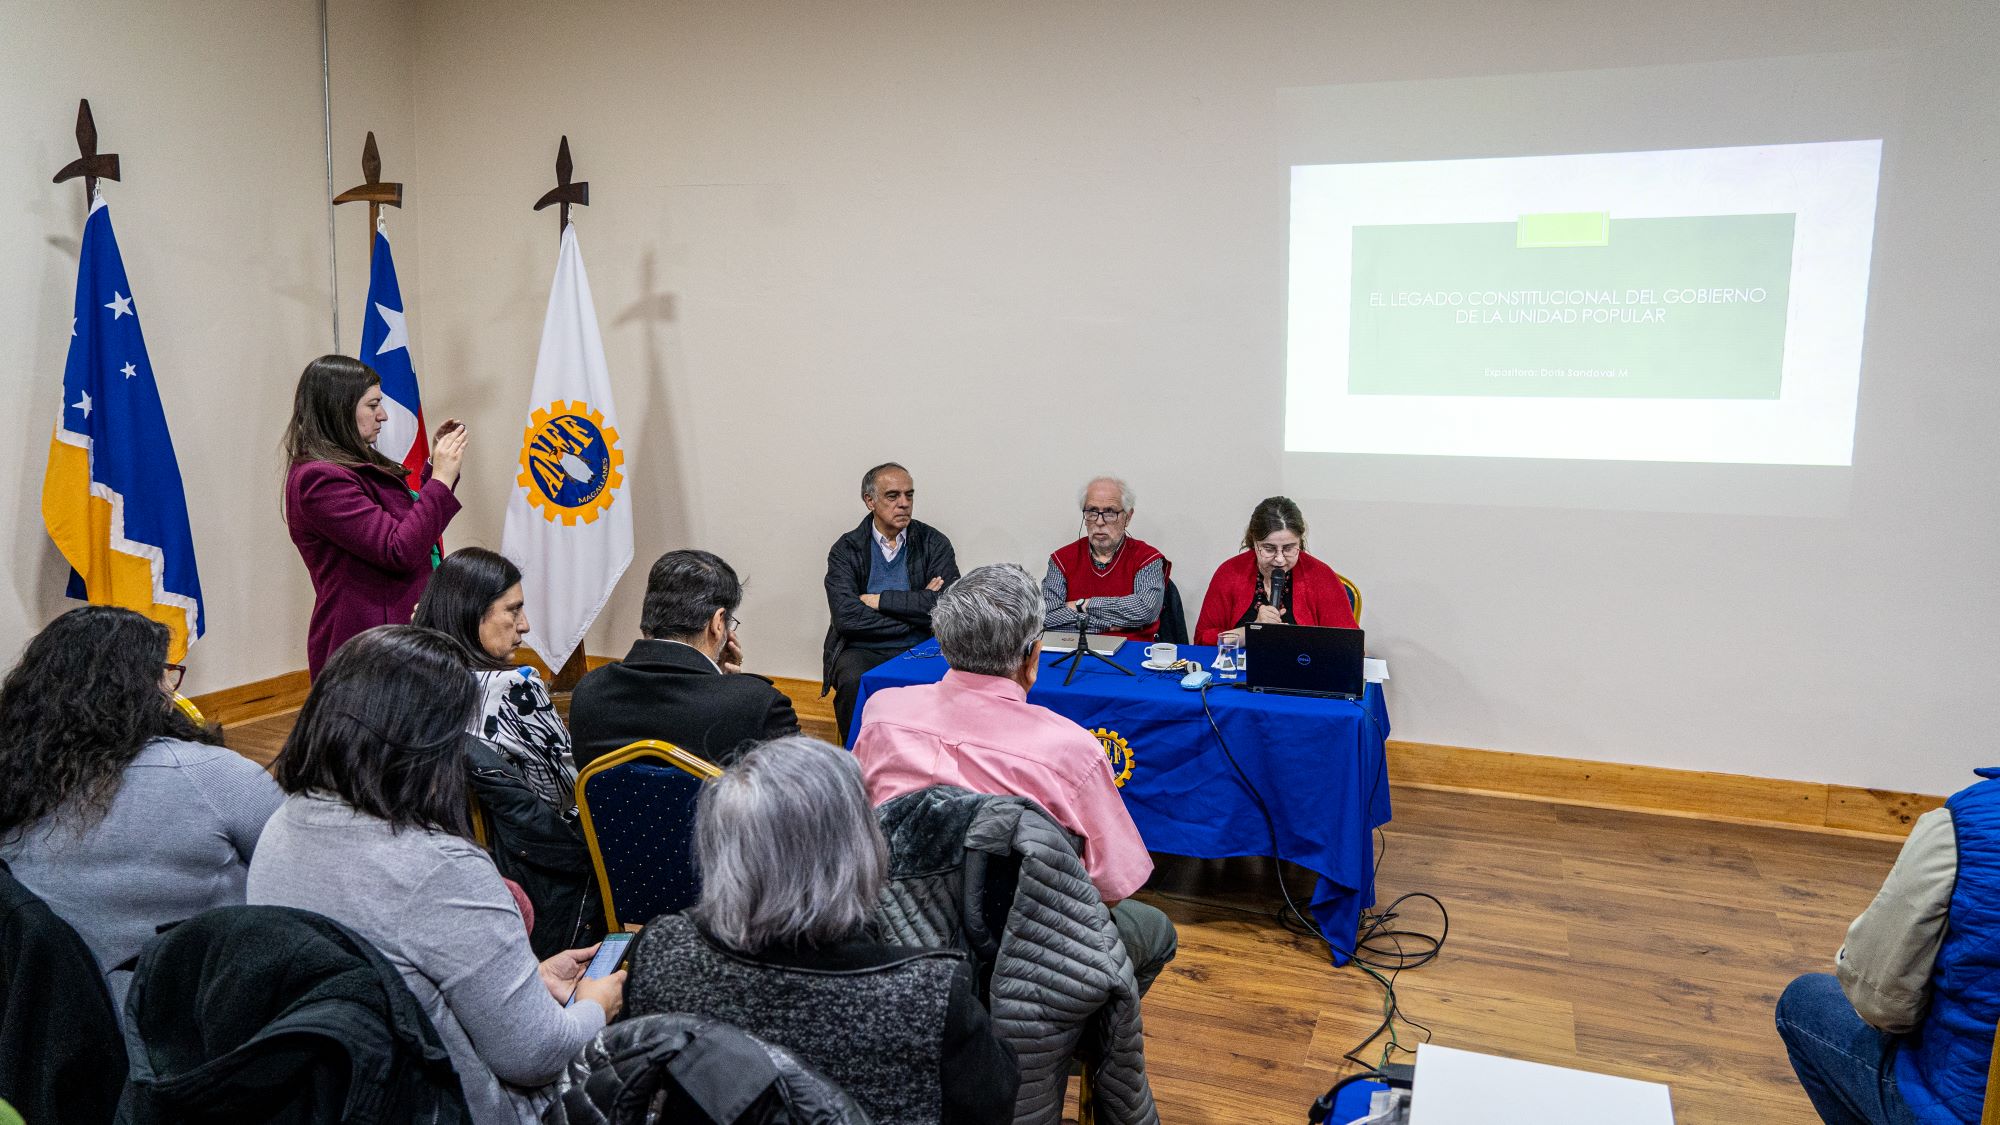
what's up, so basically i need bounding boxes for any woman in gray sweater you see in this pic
[0,606,282,1015]
[249,625,622,1125]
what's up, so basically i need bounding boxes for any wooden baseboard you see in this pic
[189,671,312,727]
[194,667,1940,838]
[1388,739,1943,838]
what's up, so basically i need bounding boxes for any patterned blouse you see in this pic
[471,667,578,811]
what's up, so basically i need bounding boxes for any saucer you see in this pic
[1141,659,1178,671]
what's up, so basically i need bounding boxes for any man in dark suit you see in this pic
[822,461,960,744]
[570,550,799,770]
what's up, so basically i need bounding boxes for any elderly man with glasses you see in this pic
[1041,476,1170,642]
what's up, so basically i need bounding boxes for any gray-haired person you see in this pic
[821,462,960,744]
[852,564,1179,994]
[1042,475,1171,641]
[623,737,1018,1125]
[569,550,799,770]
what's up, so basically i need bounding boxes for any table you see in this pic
[852,638,1392,961]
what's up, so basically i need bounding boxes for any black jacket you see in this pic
[464,736,606,959]
[570,640,799,771]
[0,857,125,1125]
[117,905,471,1125]
[554,1013,872,1125]
[822,516,961,690]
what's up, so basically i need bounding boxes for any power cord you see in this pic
[1196,682,1449,1071]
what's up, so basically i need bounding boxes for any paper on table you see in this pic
[1409,1044,1674,1125]
[1363,658,1389,682]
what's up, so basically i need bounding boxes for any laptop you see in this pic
[1039,630,1126,656]
[1244,623,1365,699]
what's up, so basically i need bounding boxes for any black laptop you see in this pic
[1243,623,1365,699]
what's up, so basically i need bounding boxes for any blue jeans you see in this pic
[1776,973,1922,1125]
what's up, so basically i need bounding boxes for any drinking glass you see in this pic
[1215,636,1241,679]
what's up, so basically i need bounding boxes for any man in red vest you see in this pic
[1041,476,1171,642]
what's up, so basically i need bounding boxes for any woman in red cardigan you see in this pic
[1194,496,1357,646]
[283,355,467,676]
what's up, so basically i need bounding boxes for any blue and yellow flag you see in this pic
[41,198,204,661]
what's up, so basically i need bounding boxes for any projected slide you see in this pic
[1286,142,1881,465]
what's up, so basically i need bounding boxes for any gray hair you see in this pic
[932,563,1042,678]
[861,461,908,500]
[689,736,887,953]
[1077,475,1134,512]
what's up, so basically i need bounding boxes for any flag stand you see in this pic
[52,99,120,204]
[332,132,403,250]
[535,135,593,694]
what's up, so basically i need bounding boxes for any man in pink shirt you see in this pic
[853,563,1178,993]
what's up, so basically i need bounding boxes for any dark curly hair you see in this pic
[272,625,478,837]
[0,606,222,838]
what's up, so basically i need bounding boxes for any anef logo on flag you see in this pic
[500,223,633,671]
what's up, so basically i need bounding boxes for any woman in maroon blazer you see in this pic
[283,355,467,676]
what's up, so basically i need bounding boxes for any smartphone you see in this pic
[565,932,635,1006]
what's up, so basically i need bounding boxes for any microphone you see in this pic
[1270,568,1292,617]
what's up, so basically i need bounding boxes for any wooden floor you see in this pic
[226,710,1898,1123]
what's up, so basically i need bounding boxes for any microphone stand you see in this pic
[1047,598,1133,686]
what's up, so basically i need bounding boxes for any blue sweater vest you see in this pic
[1897,766,2000,1122]
[867,543,911,595]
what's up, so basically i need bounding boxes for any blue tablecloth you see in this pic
[852,639,1392,961]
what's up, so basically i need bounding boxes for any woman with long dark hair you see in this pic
[1193,495,1358,645]
[249,625,619,1125]
[414,547,575,809]
[0,606,282,1009]
[283,354,468,677]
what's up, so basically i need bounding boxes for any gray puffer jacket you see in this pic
[870,786,1158,1125]
[550,1012,873,1125]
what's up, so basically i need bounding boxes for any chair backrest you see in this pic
[1156,576,1189,645]
[171,692,204,725]
[1338,574,1363,621]
[575,740,722,932]
[1982,1022,2000,1125]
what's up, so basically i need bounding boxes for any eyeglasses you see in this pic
[1081,508,1126,524]
[162,663,186,693]
[726,615,742,632]
[1254,542,1302,559]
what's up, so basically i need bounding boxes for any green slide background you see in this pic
[1347,214,1796,399]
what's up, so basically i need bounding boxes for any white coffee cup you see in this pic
[1145,642,1177,665]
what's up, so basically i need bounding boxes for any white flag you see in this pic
[500,223,633,670]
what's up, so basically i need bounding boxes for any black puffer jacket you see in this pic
[465,736,606,958]
[553,1013,873,1125]
[117,905,470,1125]
[821,515,960,691]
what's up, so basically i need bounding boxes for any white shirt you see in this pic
[871,522,906,563]
[659,637,722,673]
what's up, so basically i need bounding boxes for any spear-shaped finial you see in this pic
[53,99,122,204]
[532,135,590,240]
[332,131,405,234]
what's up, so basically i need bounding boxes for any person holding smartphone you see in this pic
[282,355,467,677]
[250,625,621,1125]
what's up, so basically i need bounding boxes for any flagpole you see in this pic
[532,136,593,694]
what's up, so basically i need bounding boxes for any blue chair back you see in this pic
[574,740,722,932]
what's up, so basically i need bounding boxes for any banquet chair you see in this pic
[1338,574,1363,622]
[575,740,722,932]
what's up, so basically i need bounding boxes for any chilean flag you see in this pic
[359,229,427,487]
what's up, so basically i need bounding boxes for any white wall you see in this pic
[401,0,1999,796]
[0,0,414,695]
[6,1,1992,796]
